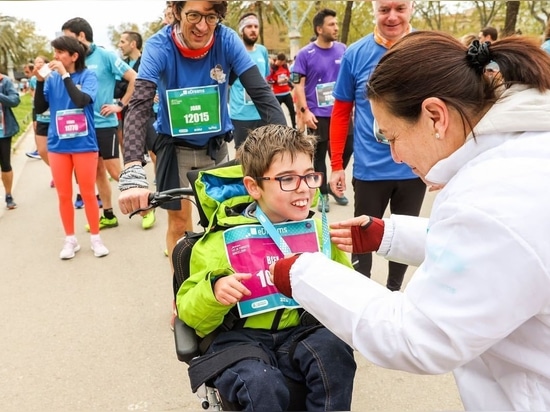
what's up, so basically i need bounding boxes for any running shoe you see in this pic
[74,194,84,209]
[317,194,330,213]
[142,210,156,230]
[5,195,17,210]
[25,150,40,159]
[91,237,109,257]
[328,187,349,206]
[85,215,119,232]
[59,238,80,260]
[50,179,55,188]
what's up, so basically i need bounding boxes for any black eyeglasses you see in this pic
[256,172,324,192]
[184,12,220,26]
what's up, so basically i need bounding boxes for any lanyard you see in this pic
[255,204,331,259]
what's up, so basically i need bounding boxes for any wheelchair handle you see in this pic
[129,187,195,218]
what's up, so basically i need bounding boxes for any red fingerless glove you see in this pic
[351,217,385,254]
[272,254,302,298]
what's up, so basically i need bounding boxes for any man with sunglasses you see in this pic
[118,1,285,329]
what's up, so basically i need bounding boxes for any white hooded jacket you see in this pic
[289,86,550,410]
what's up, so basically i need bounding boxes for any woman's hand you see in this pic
[330,216,372,253]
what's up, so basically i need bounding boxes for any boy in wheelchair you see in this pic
[176,124,356,410]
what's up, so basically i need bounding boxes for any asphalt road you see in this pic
[0,127,463,411]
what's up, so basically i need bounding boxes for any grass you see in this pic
[11,93,33,146]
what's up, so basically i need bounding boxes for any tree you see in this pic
[340,1,354,45]
[0,15,21,74]
[503,1,521,37]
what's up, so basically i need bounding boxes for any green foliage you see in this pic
[11,93,33,145]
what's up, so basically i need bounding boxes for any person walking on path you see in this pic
[34,35,109,259]
[0,72,21,210]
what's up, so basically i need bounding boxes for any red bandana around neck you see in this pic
[171,24,215,59]
[373,25,412,49]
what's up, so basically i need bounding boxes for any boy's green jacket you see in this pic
[176,164,352,338]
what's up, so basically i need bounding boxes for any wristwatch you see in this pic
[300,107,308,113]
[117,100,125,108]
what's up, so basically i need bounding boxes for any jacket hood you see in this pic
[426,86,550,185]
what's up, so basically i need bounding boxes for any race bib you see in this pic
[55,109,88,139]
[166,85,221,136]
[315,82,335,107]
[0,105,5,138]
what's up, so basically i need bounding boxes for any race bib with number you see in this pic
[55,109,88,139]
[166,85,222,136]
[315,82,335,107]
[223,219,320,318]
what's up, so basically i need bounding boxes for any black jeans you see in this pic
[352,177,426,291]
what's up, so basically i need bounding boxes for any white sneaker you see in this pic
[91,237,109,257]
[59,238,81,260]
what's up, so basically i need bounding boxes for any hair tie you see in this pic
[466,40,492,74]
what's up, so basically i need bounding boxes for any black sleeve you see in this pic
[239,66,287,126]
[64,77,91,108]
[34,81,49,113]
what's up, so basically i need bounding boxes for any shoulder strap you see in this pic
[188,342,274,392]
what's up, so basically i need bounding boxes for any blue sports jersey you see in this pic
[139,24,256,146]
[333,34,417,181]
[85,44,132,129]
[43,70,98,153]
[229,44,269,121]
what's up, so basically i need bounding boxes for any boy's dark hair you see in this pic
[312,8,336,36]
[172,1,228,23]
[236,124,316,182]
[51,36,88,72]
[122,31,143,51]
[481,26,498,41]
[61,17,94,42]
[276,52,287,61]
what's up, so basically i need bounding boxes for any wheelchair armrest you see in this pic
[174,317,201,363]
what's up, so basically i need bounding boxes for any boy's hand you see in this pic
[214,273,252,306]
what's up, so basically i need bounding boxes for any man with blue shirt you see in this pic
[329,1,426,291]
[62,17,137,230]
[117,1,285,329]
[229,12,271,149]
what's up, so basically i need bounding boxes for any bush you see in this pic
[11,93,33,146]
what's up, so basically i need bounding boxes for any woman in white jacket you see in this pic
[271,31,550,411]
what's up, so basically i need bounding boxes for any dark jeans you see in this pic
[207,326,356,411]
[314,117,354,195]
[352,177,426,291]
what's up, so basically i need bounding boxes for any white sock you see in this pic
[66,235,77,243]
[90,234,101,242]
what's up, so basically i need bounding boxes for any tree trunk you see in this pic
[341,1,354,44]
[503,1,521,37]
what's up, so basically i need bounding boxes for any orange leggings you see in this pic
[48,152,100,235]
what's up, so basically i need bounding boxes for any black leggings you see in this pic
[276,93,296,128]
[352,177,426,291]
[314,117,354,195]
[0,137,13,172]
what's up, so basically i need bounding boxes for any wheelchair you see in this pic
[143,163,309,410]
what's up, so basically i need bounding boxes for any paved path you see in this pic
[0,128,463,411]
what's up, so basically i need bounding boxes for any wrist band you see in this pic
[62,73,70,80]
[118,165,149,191]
